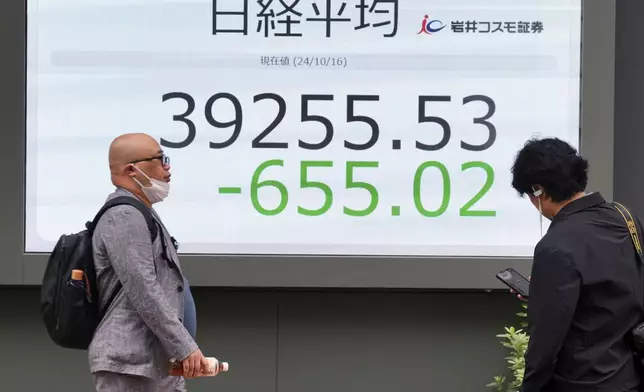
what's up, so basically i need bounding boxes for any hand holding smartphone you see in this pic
[496,268,530,299]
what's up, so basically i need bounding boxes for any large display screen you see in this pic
[26,0,582,256]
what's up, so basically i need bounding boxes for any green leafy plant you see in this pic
[487,302,530,392]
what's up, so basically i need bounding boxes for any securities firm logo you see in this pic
[417,15,446,35]
[417,14,545,36]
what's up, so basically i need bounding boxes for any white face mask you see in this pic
[132,167,170,204]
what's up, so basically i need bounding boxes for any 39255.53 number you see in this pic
[160,92,496,152]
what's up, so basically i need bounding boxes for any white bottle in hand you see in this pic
[169,357,229,377]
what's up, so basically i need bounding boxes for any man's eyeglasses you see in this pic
[130,154,170,166]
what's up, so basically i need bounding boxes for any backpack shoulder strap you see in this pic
[87,196,158,241]
[612,201,644,264]
[87,196,159,319]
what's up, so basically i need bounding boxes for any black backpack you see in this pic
[40,196,158,350]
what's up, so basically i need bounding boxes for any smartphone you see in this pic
[496,268,530,298]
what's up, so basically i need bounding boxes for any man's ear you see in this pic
[531,185,543,197]
[125,164,137,177]
[527,193,539,208]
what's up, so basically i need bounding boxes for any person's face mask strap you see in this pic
[133,165,152,183]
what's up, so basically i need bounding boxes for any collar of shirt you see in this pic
[551,191,606,226]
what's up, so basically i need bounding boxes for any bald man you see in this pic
[88,133,208,391]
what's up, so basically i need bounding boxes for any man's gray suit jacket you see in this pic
[88,187,198,380]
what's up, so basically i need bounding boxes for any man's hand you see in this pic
[510,275,531,302]
[181,348,210,378]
